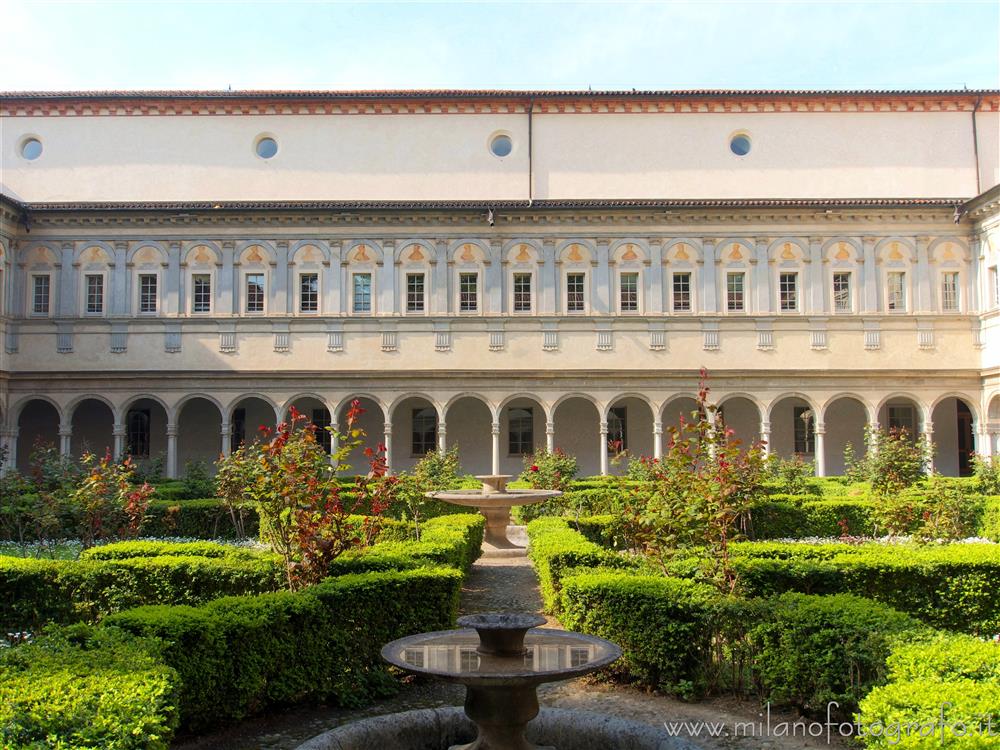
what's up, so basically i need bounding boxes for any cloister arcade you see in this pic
[3,387,996,479]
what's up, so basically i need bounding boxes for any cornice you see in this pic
[2,89,998,117]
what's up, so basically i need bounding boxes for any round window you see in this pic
[489,134,513,158]
[21,137,43,160]
[729,133,751,156]
[255,136,278,159]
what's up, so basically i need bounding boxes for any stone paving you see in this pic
[172,528,846,750]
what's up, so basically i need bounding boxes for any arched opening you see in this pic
[931,397,976,477]
[500,397,545,476]
[768,396,817,461]
[70,399,114,459]
[391,396,438,473]
[716,396,761,451]
[989,395,1000,457]
[661,397,700,447]
[123,398,169,474]
[606,397,654,474]
[877,397,923,442]
[285,396,333,453]
[822,396,869,476]
[229,397,276,453]
[16,399,60,473]
[336,397,384,476]
[553,397,600,477]
[177,397,224,472]
[446,396,494,476]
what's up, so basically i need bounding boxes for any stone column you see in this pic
[220,241,235,315]
[867,422,880,456]
[166,422,178,479]
[113,423,126,460]
[438,422,448,455]
[329,422,340,467]
[384,422,394,474]
[814,422,826,477]
[754,237,770,312]
[702,239,717,313]
[166,241,181,316]
[491,421,501,476]
[379,241,396,315]
[862,237,879,313]
[541,239,556,315]
[986,427,998,458]
[545,421,555,453]
[487,240,503,314]
[648,239,664,314]
[808,236,824,314]
[593,241,610,315]
[434,239,449,314]
[220,420,231,458]
[112,242,128,316]
[915,236,931,313]
[58,422,72,457]
[760,419,771,458]
[653,420,664,460]
[274,240,289,315]
[59,242,76,317]
[599,420,609,476]
[922,419,935,475]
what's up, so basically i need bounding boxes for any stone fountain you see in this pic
[296,612,698,750]
[427,475,561,548]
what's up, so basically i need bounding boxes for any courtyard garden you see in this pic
[1,386,999,749]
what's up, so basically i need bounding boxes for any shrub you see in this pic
[73,452,155,548]
[107,567,463,731]
[856,634,1000,749]
[519,447,578,492]
[861,427,931,498]
[746,499,877,539]
[559,571,720,696]
[980,496,1000,541]
[80,539,264,561]
[179,460,215,499]
[144,498,260,539]
[391,446,464,538]
[749,593,922,714]
[972,454,1000,495]
[0,624,180,750]
[764,454,816,495]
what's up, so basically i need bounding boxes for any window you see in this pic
[569,647,591,668]
[608,406,627,453]
[779,272,798,312]
[20,137,42,160]
[941,272,959,312]
[991,267,999,308]
[245,273,264,314]
[138,274,158,314]
[352,273,372,313]
[508,407,533,454]
[833,272,852,313]
[887,405,917,437]
[192,274,212,313]
[406,273,425,313]
[793,406,815,454]
[566,272,585,313]
[619,272,639,312]
[255,136,278,159]
[726,272,745,312]
[513,272,532,313]
[312,408,332,453]
[887,272,906,312]
[489,134,513,157]
[299,273,319,313]
[411,408,437,456]
[31,275,50,315]
[729,133,751,156]
[126,409,151,459]
[230,408,246,453]
[85,274,104,314]
[672,272,691,312]
[459,272,478,313]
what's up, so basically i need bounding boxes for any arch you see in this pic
[236,241,277,266]
[659,393,702,420]
[388,392,443,421]
[765,392,820,420]
[605,394,655,472]
[342,240,384,265]
[120,393,173,422]
[767,237,809,262]
[822,395,871,476]
[609,239,650,264]
[15,398,61,473]
[821,237,862,261]
[715,395,762,449]
[70,397,115,459]
[127,242,168,266]
[335,396,386,476]
[931,396,978,477]
[334,392,388,420]
[663,239,703,264]
[444,395,496,475]
[556,239,595,264]
[449,391,499,418]
[11,394,64,423]
[552,395,602,477]
[502,239,542,265]
[176,396,224,471]
[551,391,602,413]
[988,392,1000,421]
[74,242,115,265]
[717,238,755,264]
[183,243,222,266]
[394,240,437,266]
[820,392,876,424]
[66,393,119,423]
[874,237,916,262]
[121,397,169,471]
[447,239,491,265]
[767,394,821,461]
[717,391,767,417]
[927,236,970,261]
[225,392,278,421]
[875,392,929,419]
[929,392,981,424]
[19,243,60,268]
[280,392,335,418]
[603,391,655,419]
[290,240,331,265]
[283,395,334,454]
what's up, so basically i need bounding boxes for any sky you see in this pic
[1,0,998,92]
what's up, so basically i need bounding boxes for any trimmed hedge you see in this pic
[144,498,260,539]
[81,540,265,561]
[856,634,1000,748]
[747,499,877,539]
[0,624,180,750]
[107,567,463,732]
[525,517,633,611]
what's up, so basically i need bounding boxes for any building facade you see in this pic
[1,89,999,477]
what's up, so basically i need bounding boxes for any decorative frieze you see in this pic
[595,321,613,352]
[56,322,74,353]
[809,318,828,350]
[916,320,935,350]
[702,319,720,351]
[273,321,290,353]
[542,320,559,351]
[863,319,881,351]
[110,321,128,353]
[755,319,774,351]
[487,320,505,352]
[648,321,666,351]
[434,320,451,352]
[381,323,398,353]
[326,320,344,353]
[218,322,237,353]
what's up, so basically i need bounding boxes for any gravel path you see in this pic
[172,529,847,749]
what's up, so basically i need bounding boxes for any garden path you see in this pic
[171,527,847,750]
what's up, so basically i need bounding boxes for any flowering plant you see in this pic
[72,451,155,548]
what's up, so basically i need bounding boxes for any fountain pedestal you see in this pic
[427,475,561,549]
[381,613,621,750]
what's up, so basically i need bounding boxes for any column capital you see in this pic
[491,421,501,435]
[112,425,127,437]
[545,421,555,433]
[599,420,609,435]
[814,422,826,435]
[653,420,663,434]
[220,421,231,433]
[760,420,771,433]
[383,422,393,435]
[166,423,178,437]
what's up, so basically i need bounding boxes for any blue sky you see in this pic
[2,1,998,91]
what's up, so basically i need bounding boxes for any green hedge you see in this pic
[747,499,877,539]
[749,593,922,713]
[0,624,180,750]
[729,543,1000,635]
[856,634,1000,748]
[0,554,285,632]
[144,498,259,539]
[81,540,265,561]
[525,517,633,612]
[107,567,462,732]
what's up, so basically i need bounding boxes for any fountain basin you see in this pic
[427,475,561,548]
[295,706,702,750]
